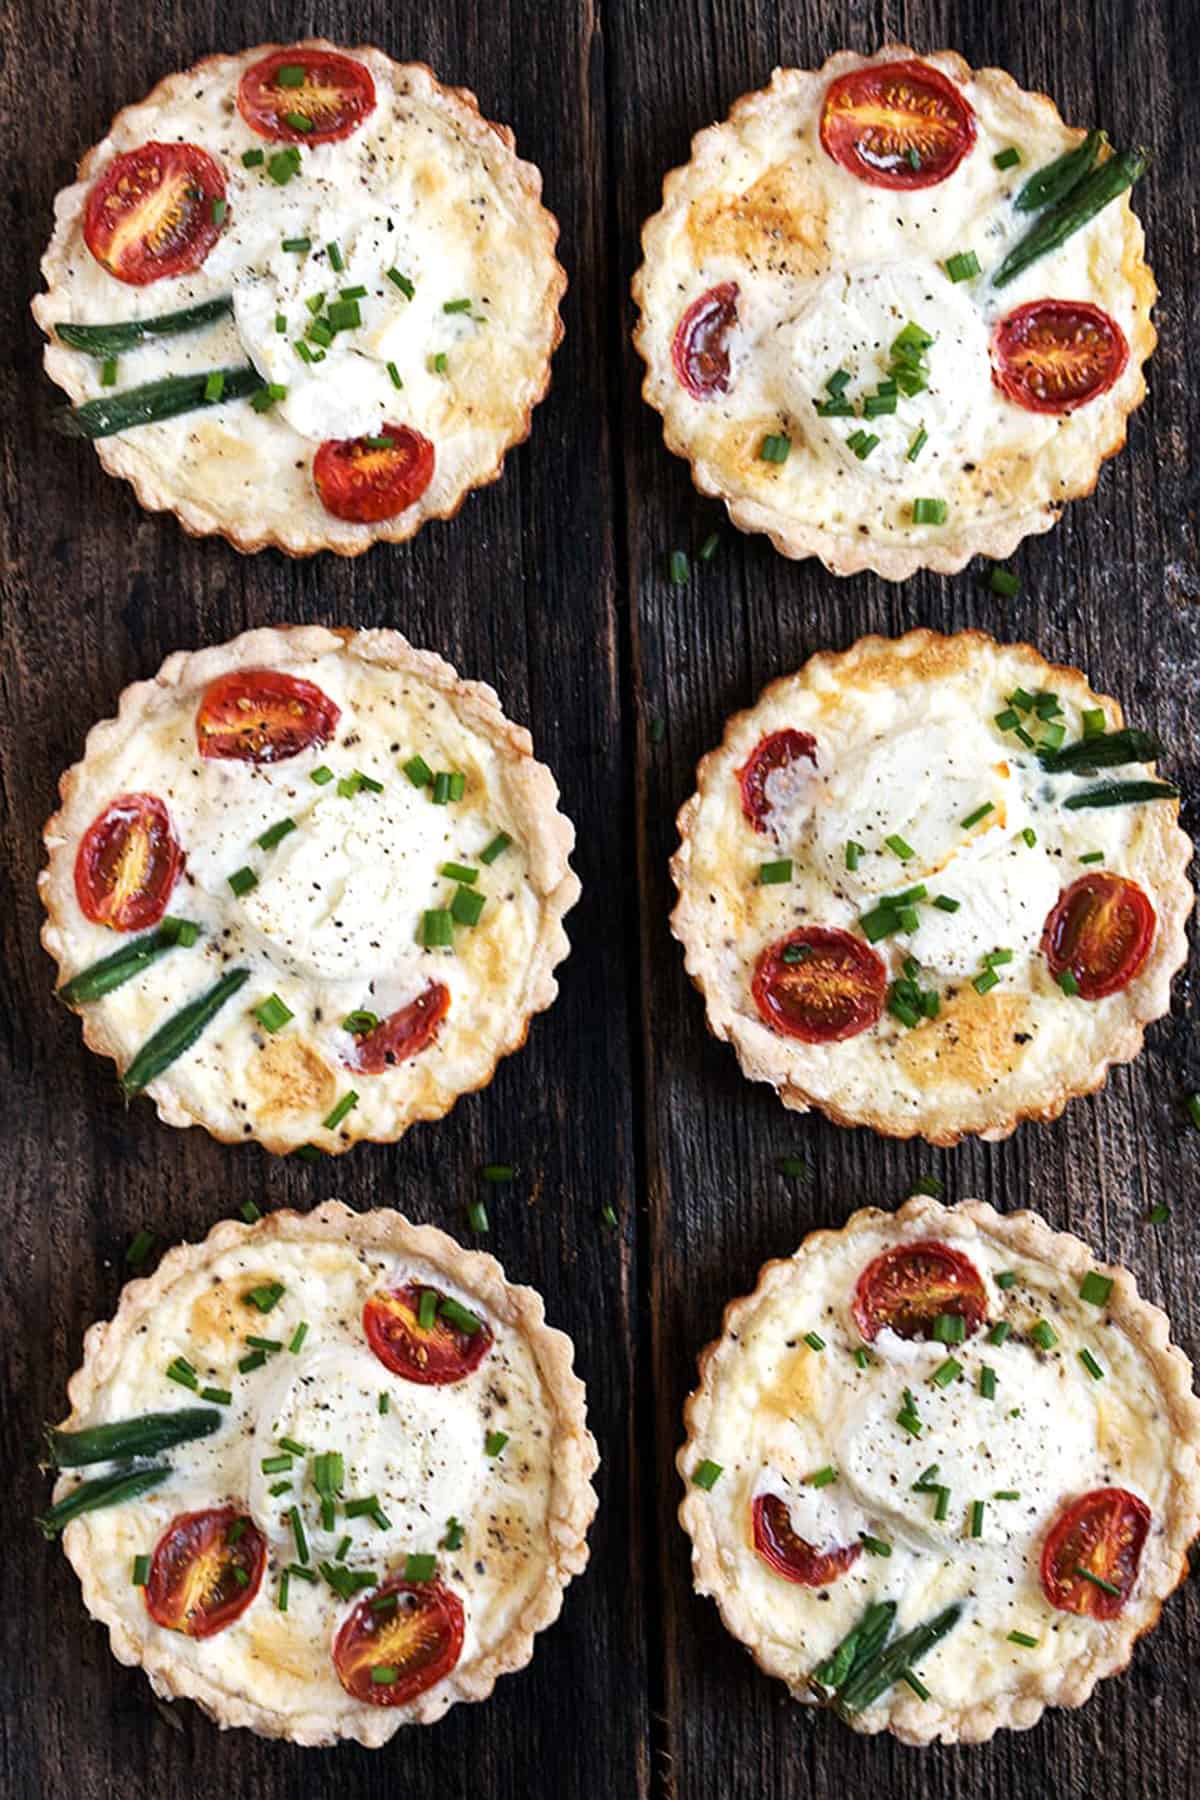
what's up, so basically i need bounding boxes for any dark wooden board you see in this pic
[1,0,1198,1795]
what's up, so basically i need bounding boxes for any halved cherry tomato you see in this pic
[819,60,976,189]
[196,669,341,764]
[144,1506,265,1637]
[364,1283,493,1385]
[752,928,886,1043]
[993,301,1129,414]
[738,730,819,833]
[84,143,226,286]
[671,283,739,399]
[1041,873,1155,1000]
[74,793,182,932]
[347,983,450,1074]
[313,426,436,524]
[751,1493,862,1587]
[334,1577,464,1704]
[1040,1487,1150,1618]
[852,1240,989,1342]
[238,48,376,144]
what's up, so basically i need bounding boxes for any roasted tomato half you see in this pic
[143,1507,266,1637]
[74,793,182,932]
[992,300,1129,414]
[84,143,226,285]
[347,983,450,1074]
[1040,1487,1150,1618]
[364,1282,493,1385]
[738,730,819,833]
[238,47,377,144]
[853,1240,989,1342]
[671,282,739,399]
[313,426,436,524]
[751,1493,862,1587]
[1041,873,1155,1000]
[752,928,886,1043]
[196,669,341,764]
[334,1577,464,1704]
[819,59,976,189]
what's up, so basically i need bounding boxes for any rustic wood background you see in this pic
[1,1,1197,1796]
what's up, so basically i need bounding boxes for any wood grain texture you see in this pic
[1,0,1199,1796]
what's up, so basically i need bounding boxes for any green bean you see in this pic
[58,921,200,1006]
[55,296,234,356]
[46,1408,221,1468]
[1063,780,1179,810]
[993,147,1151,289]
[812,1599,896,1691]
[121,967,250,1097]
[54,366,264,440]
[1038,728,1162,774]
[37,1464,171,1538]
[837,1603,962,1714]
[1015,128,1105,213]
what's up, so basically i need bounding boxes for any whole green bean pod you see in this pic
[1063,780,1179,810]
[58,920,200,1006]
[837,1603,962,1714]
[121,967,250,1097]
[993,147,1151,290]
[55,366,264,440]
[1015,128,1105,212]
[46,1408,222,1468]
[813,1599,897,1691]
[37,1464,171,1538]
[55,296,234,356]
[1038,728,1161,773]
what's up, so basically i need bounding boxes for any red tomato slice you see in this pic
[738,730,819,833]
[84,143,226,285]
[364,1283,493,1385]
[819,60,976,189]
[74,793,182,932]
[313,426,436,524]
[144,1507,265,1637]
[853,1240,989,1342]
[1040,1487,1150,1618]
[196,669,341,764]
[671,282,739,398]
[347,983,450,1074]
[238,48,377,144]
[1041,873,1155,999]
[992,301,1129,414]
[752,928,886,1043]
[334,1577,464,1704]
[751,1493,862,1587]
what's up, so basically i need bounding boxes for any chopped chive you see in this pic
[979,1365,997,1399]
[944,250,981,282]
[253,993,293,1034]
[310,764,334,785]
[403,754,433,787]
[884,833,914,861]
[340,285,368,302]
[326,241,344,272]
[246,1336,282,1353]
[442,1516,464,1551]
[256,816,296,851]
[322,1091,359,1132]
[911,497,948,525]
[698,531,720,562]
[803,1331,825,1353]
[1079,851,1105,865]
[1081,707,1107,738]
[910,1174,944,1197]
[387,360,403,389]
[913,1464,941,1491]
[825,368,851,395]
[281,236,311,254]
[906,147,921,170]
[693,1459,722,1490]
[268,1480,291,1497]
[1147,1203,1170,1225]
[933,1485,951,1522]
[431,772,452,805]
[1076,1564,1121,1596]
[275,312,287,334]
[417,1288,438,1332]
[930,1357,962,1388]
[342,1010,380,1035]
[668,548,690,586]
[1021,828,1037,848]
[132,1553,150,1585]
[858,1532,892,1557]
[482,1164,515,1183]
[165,1356,198,1390]
[1031,1319,1058,1351]
[451,885,485,927]
[933,1313,966,1345]
[994,147,1022,171]
[846,430,879,459]
[989,566,1021,597]
[994,1490,1021,1501]
[973,967,1000,995]
[228,866,258,897]
[484,1430,508,1457]
[906,426,928,462]
[995,708,1020,731]
[854,1348,871,1370]
[405,1552,436,1581]
[421,908,454,949]
[239,1199,262,1225]
[758,433,791,464]
[277,1569,290,1612]
[996,1270,1017,1289]
[386,268,415,298]
[863,392,897,417]
[267,148,302,185]
[961,802,995,829]
[261,1453,293,1474]
[480,832,512,864]
[242,148,265,167]
[125,1228,156,1268]
[439,1297,483,1336]
[378,1392,389,1414]
[933,895,960,913]
[326,298,360,332]
[600,1203,619,1230]
[778,1155,808,1178]
[1056,970,1081,996]
[371,1665,398,1685]
[1079,1271,1113,1307]
[288,1507,309,1565]
[245,1281,285,1313]
[202,370,228,403]
[1078,1347,1105,1381]
[896,1409,924,1439]
[1007,1629,1039,1647]
[287,1563,317,1582]
[237,1350,267,1373]
[429,351,448,374]
[845,840,864,871]
[758,858,792,885]
[466,1199,489,1234]
[806,1466,838,1488]
[969,1500,985,1538]
[986,1320,1012,1346]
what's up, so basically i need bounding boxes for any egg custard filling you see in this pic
[679,1198,1200,1745]
[41,1206,598,1746]
[40,627,579,1153]
[633,46,1156,578]
[33,42,564,554]
[670,630,1192,1143]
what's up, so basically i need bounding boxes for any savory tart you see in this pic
[32,41,565,555]
[679,1196,1200,1744]
[40,1203,598,1744]
[633,46,1155,578]
[40,625,579,1153]
[670,630,1191,1143]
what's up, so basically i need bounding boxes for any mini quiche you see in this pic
[40,625,579,1153]
[670,630,1191,1143]
[679,1196,1200,1745]
[633,46,1155,578]
[33,41,564,555]
[40,1203,598,1744]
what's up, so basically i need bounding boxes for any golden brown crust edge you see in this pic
[31,42,567,559]
[669,628,1193,1145]
[39,625,581,1154]
[631,45,1157,582]
[57,1201,599,1746]
[677,1195,1200,1746]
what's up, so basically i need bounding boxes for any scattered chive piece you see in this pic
[1147,1203,1170,1225]
[132,1554,150,1586]
[1081,707,1107,738]
[668,549,689,586]
[387,360,403,389]
[1021,827,1037,848]
[969,1500,985,1538]
[466,1199,489,1234]
[371,1666,398,1685]
[268,1480,291,1498]
[996,1271,1017,1289]
[845,840,864,871]
[240,1199,262,1225]
[884,833,914,861]
[913,1464,941,1491]
[1079,1271,1113,1307]
[387,268,415,298]
[246,1281,285,1313]
[778,1155,808,1179]
[485,1430,508,1457]
[1076,1564,1121,1596]
[1079,1347,1105,1381]
[438,1297,482,1336]
[1031,1319,1058,1351]
[1079,851,1105,865]
[858,1532,892,1557]
[910,1174,944,1198]
[854,1348,871,1370]
[973,967,1000,996]
[342,1010,380,1035]
[98,356,120,387]
[933,1313,966,1345]
[451,885,485,927]
[421,908,454,949]
[846,429,879,460]
[600,1203,619,1230]
[442,1516,464,1550]
[288,1507,309,1565]
[1056,970,1081,996]
[242,148,265,167]
[238,1350,267,1373]
[246,1336,282,1353]
[911,497,948,525]
[281,236,311,253]
[326,241,344,272]
[807,1466,838,1488]
[431,772,452,805]
[310,764,334,786]
[758,433,791,464]
[931,1357,962,1388]
[429,351,448,374]
[165,1356,198,1390]
[995,147,1022,170]
[995,708,1020,731]
[322,1091,359,1132]
[405,1552,436,1581]
[228,866,258,897]
[863,392,897,417]
[287,1563,317,1583]
[261,1453,293,1474]
[277,1438,307,1458]
[698,531,720,562]
[482,1164,515,1183]
[803,1331,826,1353]
[693,1459,722,1490]
[256,816,296,851]
[253,993,294,1034]
[378,1392,389,1414]
[933,1486,951,1522]
[759,858,792,885]
[480,832,512,864]
[403,754,433,787]
[944,250,981,282]
[200,1386,231,1406]
[933,895,960,913]
[994,1490,1021,1501]
[896,1407,924,1439]
[268,147,302,185]
[441,862,478,885]
[906,426,928,462]
[277,64,305,87]
[988,566,1020,597]
[417,1288,438,1332]
[986,1320,1012,1346]
[1007,1629,1039,1646]
[125,1228,156,1268]
[906,147,921,171]
[277,1570,290,1612]
[961,801,995,829]
[979,1365,997,1400]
